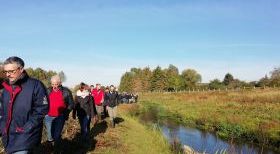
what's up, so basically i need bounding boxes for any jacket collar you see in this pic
[2,81,22,95]
[49,85,63,93]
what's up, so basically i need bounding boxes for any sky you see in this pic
[0,0,279,87]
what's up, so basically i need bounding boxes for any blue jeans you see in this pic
[44,115,66,142]
[44,115,56,141]
[78,115,91,139]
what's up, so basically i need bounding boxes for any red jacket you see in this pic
[91,89,104,105]
[48,90,66,117]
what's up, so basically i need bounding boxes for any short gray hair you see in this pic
[4,56,25,68]
[51,75,61,83]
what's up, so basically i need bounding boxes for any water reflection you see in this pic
[161,125,276,154]
[139,107,277,154]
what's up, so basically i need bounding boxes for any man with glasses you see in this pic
[0,56,48,154]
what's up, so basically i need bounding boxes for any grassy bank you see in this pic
[0,104,171,154]
[139,89,280,151]
[97,104,171,154]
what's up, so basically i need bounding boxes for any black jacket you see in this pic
[104,91,118,107]
[73,93,96,118]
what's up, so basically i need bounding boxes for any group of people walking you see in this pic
[0,56,119,154]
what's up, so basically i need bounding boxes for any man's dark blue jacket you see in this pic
[0,73,48,154]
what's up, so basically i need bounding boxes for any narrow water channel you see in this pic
[139,106,277,154]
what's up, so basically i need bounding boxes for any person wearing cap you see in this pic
[0,56,49,154]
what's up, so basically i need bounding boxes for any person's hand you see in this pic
[92,116,98,125]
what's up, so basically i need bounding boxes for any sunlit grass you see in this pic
[140,89,280,151]
[0,104,172,154]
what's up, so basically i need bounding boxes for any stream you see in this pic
[139,106,278,154]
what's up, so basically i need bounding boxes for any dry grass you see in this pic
[0,104,171,154]
[140,89,280,151]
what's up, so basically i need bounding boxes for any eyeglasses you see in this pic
[3,67,21,75]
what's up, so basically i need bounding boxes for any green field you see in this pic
[0,89,279,153]
[139,89,280,151]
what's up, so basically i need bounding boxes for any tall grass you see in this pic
[140,89,280,151]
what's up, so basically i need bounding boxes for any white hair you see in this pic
[51,75,61,83]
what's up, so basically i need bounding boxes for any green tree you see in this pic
[165,64,181,91]
[223,73,234,86]
[130,68,142,92]
[209,79,225,90]
[230,79,247,89]
[181,69,202,89]
[270,67,280,87]
[151,66,167,91]
[140,67,152,92]
[257,75,270,87]
[25,67,61,87]
[119,72,134,92]
[119,65,202,92]
[119,67,152,92]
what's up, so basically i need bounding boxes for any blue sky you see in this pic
[0,0,279,87]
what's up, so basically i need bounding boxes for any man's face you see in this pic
[51,81,60,90]
[110,86,114,91]
[90,86,94,91]
[3,63,23,82]
[97,85,101,90]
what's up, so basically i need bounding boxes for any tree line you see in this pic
[1,62,279,92]
[119,64,280,92]
[0,63,65,87]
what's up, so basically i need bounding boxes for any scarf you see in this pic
[76,89,90,98]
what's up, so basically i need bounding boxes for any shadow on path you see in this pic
[37,117,124,154]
